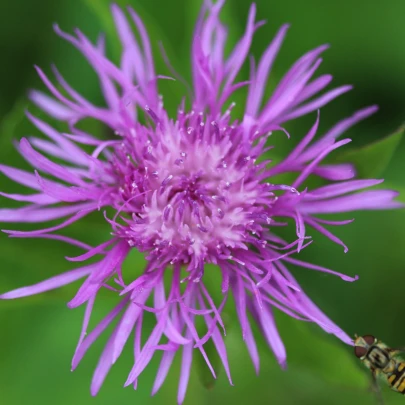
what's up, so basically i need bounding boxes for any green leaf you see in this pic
[208,320,375,405]
[195,337,221,390]
[0,99,29,149]
[194,308,234,390]
[267,313,369,390]
[82,0,121,60]
[334,126,404,179]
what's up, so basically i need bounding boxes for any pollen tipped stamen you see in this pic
[163,204,172,222]
[145,105,161,126]
[196,224,208,233]
[211,121,220,141]
[161,175,173,187]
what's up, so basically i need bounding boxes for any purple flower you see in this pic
[0,1,401,403]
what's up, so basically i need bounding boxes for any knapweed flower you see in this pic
[0,1,401,403]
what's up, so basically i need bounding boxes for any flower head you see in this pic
[0,2,401,403]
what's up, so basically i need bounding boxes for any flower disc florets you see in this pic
[109,107,280,281]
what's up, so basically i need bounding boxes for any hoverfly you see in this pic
[354,334,405,403]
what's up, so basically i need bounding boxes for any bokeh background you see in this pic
[1,0,405,404]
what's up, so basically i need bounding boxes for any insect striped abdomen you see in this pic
[388,362,405,393]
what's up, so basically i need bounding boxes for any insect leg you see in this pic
[388,347,405,356]
[370,369,385,405]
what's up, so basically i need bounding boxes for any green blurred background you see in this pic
[1,0,405,404]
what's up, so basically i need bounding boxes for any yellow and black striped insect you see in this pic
[354,334,405,403]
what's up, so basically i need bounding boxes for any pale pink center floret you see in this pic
[110,110,272,276]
